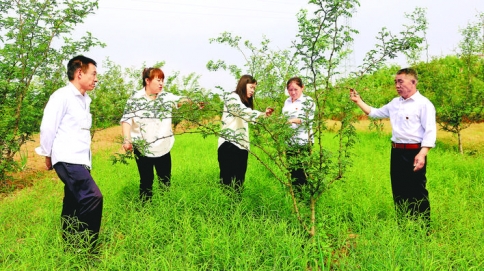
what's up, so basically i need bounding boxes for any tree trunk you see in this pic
[310,197,316,238]
[458,130,463,154]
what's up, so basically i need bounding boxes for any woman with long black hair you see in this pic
[217,75,274,192]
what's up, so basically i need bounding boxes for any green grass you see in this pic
[1,132,483,270]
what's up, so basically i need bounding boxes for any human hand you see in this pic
[288,118,301,125]
[413,153,426,171]
[45,156,53,170]
[349,88,361,102]
[265,107,274,117]
[122,141,133,152]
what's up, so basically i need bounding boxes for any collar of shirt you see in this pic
[132,88,154,100]
[142,89,161,101]
[286,94,309,104]
[399,90,423,102]
[68,82,91,109]
[133,88,172,101]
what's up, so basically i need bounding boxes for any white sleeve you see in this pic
[36,92,66,157]
[224,93,262,121]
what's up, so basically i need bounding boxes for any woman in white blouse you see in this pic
[282,77,315,192]
[218,75,273,193]
[120,67,184,201]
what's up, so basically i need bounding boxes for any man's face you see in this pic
[394,73,416,99]
[79,63,98,91]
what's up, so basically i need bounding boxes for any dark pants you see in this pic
[53,162,103,245]
[218,141,248,192]
[390,148,431,225]
[134,149,171,200]
[286,144,310,191]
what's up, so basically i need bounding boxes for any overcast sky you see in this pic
[74,0,484,92]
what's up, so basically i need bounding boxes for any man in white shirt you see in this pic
[350,68,436,228]
[36,55,103,251]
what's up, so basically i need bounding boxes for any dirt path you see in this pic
[6,126,123,191]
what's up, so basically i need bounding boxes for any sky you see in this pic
[74,0,484,92]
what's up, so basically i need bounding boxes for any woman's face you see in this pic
[287,81,303,101]
[146,76,163,94]
[246,83,256,99]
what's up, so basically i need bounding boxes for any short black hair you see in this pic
[396,67,418,81]
[67,55,97,80]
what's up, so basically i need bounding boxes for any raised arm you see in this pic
[350,88,372,115]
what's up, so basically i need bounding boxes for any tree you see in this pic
[416,12,484,154]
[340,7,428,133]
[282,0,425,242]
[416,56,484,154]
[402,7,429,65]
[0,0,104,187]
[205,1,427,267]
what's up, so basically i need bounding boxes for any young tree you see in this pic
[0,0,104,186]
[403,7,429,65]
[206,0,427,261]
[416,12,484,154]
[279,0,425,243]
[342,7,428,133]
[416,57,484,154]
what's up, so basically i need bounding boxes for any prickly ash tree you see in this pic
[206,0,427,242]
[0,0,104,185]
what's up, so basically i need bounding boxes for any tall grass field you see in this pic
[1,126,483,270]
